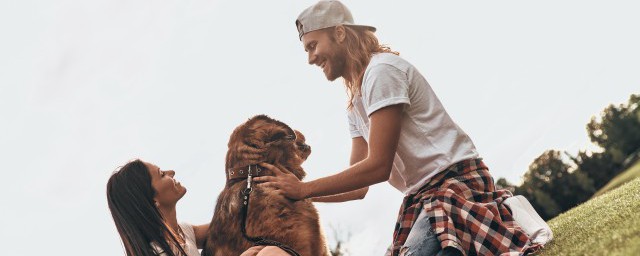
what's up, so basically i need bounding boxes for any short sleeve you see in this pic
[362,63,410,116]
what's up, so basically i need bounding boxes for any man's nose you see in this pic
[167,170,175,177]
[308,51,317,65]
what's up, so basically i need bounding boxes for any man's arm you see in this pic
[256,104,403,200]
[312,137,369,202]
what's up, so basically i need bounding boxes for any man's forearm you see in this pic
[311,187,368,202]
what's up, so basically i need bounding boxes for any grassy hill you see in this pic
[593,159,640,197]
[536,177,640,255]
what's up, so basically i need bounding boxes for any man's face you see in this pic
[302,29,347,81]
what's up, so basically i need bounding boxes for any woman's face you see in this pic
[144,161,187,208]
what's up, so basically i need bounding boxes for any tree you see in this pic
[569,150,623,190]
[513,93,638,220]
[514,184,561,220]
[495,177,515,193]
[587,94,640,163]
[515,150,595,220]
[328,225,351,256]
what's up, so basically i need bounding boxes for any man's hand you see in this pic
[254,162,309,200]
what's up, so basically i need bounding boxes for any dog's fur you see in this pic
[202,115,329,256]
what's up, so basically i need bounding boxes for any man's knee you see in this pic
[399,228,440,256]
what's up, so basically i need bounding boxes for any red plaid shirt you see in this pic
[391,159,540,256]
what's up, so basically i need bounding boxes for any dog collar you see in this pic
[227,164,264,181]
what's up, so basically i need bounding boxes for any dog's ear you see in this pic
[225,118,270,170]
[224,115,293,169]
[229,116,281,150]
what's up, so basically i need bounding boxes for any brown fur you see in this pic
[202,115,329,256]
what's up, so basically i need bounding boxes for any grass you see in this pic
[593,159,640,197]
[536,177,640,256]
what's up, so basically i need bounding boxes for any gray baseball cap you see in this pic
[295,0,376,40]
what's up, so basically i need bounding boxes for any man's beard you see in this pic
[325,46,347,81]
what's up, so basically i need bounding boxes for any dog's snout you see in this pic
[298,144,310,151]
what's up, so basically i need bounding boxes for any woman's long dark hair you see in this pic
[107,159,187,256]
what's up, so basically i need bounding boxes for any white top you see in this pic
[348,53,479,195]
[151,222,200,256]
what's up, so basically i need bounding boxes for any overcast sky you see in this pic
[1,0,638,255]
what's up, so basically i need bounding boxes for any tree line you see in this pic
[497,94,640,220]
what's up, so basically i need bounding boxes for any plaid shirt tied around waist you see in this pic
[391,158,539,256]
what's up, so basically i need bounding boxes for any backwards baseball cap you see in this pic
[295,0,376,40]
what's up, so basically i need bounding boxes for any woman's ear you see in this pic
[334,25,346,43]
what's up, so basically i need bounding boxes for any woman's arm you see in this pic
[256,104,403,200]
[311,137,369,202]
[192,223,210,249]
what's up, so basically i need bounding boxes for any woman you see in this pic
[106,159,288,256]
[255,1,540,255]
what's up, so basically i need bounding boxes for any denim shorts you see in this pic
[398,210,461,256]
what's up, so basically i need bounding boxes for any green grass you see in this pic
[593,159,640,197]
[536,177,640,256]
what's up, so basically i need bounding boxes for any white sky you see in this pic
[1,1,638,255]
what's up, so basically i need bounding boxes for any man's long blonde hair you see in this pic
[331,25,399,109]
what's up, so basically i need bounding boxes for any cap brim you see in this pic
[349,24,376,33]
[298,24,377,40]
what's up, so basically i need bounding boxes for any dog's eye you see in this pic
[268,132,286,143]
[297,143,309,150]
[268,132,296,143]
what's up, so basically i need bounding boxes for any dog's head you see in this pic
[225,115,311,183]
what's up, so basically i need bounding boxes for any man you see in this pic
[256,1,540,255]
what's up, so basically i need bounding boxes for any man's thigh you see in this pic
[399,210,440,256]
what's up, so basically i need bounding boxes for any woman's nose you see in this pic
[167,170,175,177]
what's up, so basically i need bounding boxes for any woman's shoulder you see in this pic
[178,222,201,255]
[178,222,196,239]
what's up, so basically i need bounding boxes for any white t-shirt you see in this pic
[151,222,200,256]
[348,53,479,195]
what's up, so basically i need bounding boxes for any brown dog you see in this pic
[202,115,329,256]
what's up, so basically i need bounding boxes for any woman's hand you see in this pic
[239,245,291,256]
[254,163,309,200]
[239,246,265,256]
[256,246,291,256]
